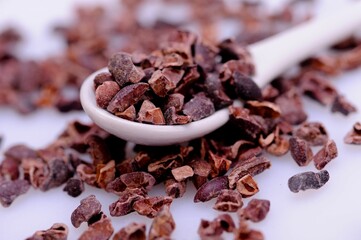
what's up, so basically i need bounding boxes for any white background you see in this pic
[1,0,361,239]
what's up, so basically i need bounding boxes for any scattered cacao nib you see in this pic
[294,122,329,146]
[198,214,236,240]
[266,128,290,156]
[95,160,116,189]
[113,222,146,240]
[194,176,229,203]
[41,158,73,191]
[288,170,330,193]
[0,156,20,180]
[240,199,270,223]
[229,106,263,140]
[183,93,215,121]
[4,144,37,161]
[275,89,307,125]
[133,196,173,218]
[25,223,68,240]
[234,217,264,240]
[189,159,211,189]
[86,135,111,166]
[63,177,84,197]
[213,189,243,212]
[299,72,337,105]
[313,139,338,170]
[236,174,259,198]
[228,156,271,189]
[208,152,232,177]
[245,100,281,118]
[331,95,357,116]
[95,81,120,109]
[171,165,194,182]
[78,213,114,240]
[107,83,149,114]
[76,163,97,186]
[198,219,223,240]
[147,153,183,180]
[109,188,146,217]
[108,52,145,86]
[344,122,361,144]
[120,171,156,192]
[289,137,313,166]
[149,205,175,240]
[0,179,30,207]
[339,45,361,70]
[71,195,102,228]
[164,178,186,198]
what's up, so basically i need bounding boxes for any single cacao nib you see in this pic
[164,93,185,112]
[229,106,263,140]
[0,179,30,207]
[240,199,270,222]
[289,137,313,167]
[133,196,173,218]
[245,100,281,119]
[71,195,102,228]
[197,214,236,239]
[344,122,361,144]
[148,70,177,97]
[204,73,232,109]
[313,139,338,170]
[213,189,244,212]
[194,176,229,203]
[25,223,68,240]
[108,52,145,86]
[299,72,337,105]
[233,71,262,101]
[288,170,330,193]
[4,144,37,161]
[136,100,165,125]
[236,174,259,198]
[94,72,113,89]
[107,83,149,113]
[95,81,120,109]
[275,89,307,125]
[183,93,215,121]
[148,205,176,240]
[164,178,186,198]
[63,177,84,197]
[331,95,357,116]
[228,156,271,189]
[164,106,191,125]
[113,222,146,240]
[109,188,146,217]
[294,122,329,146]
[78,213,114,240]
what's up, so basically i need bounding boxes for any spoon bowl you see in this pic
[80,2,361,146]
[81,67,230,145]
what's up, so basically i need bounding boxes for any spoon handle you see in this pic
[249,1,361,87]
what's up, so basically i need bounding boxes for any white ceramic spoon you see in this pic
[80,1,361,146]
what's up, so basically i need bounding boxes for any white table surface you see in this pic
[1,0,361,239]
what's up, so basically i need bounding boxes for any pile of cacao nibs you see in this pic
[1,0,361,239]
